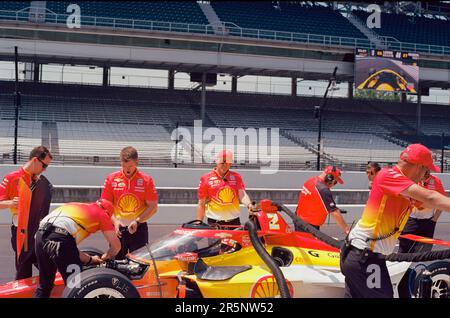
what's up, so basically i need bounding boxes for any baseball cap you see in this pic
[96,199,114,216]
[400,144,440,172]
[215,150,233,164]
[323,165,344,184]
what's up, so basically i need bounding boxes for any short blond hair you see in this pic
[120,146,138,162]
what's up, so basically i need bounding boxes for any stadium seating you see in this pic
[0,81,448,169]
[0,1,31,11]
[211,2,367,40]
[45,1,209,25]
[352,10,450,47]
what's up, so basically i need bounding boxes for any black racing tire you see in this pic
[62,268,140,298]
[413,261,450,298]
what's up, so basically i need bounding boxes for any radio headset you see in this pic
[325,166,337,185]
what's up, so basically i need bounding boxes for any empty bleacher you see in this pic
[0,81,448,170]
[211,2,367,40]
[353,9,450,47]
[45,1,209,26]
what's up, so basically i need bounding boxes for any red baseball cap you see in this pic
[215,150,233,164]
[323,165,344,184]
[400,144,440,172]
[96,199,114,216]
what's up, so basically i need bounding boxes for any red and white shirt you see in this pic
[101,169,158,222]
[198,169,245,221]
[0,167,32,226]
[349,166,416,254]
[410,175,446,219]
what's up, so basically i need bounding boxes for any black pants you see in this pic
[398,217,436,253]
[340,246,393,298]
[116,222,149,260]
[207,217,241,229]
[34,230,82,298]
[11,225,37,280]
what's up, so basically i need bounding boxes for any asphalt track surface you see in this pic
[0,223,448,285]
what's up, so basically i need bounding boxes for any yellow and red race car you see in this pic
[0,200,448,298]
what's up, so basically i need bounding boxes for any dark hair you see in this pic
[367,161,381,172]
[29,146,52,160]
[120,146,138,162]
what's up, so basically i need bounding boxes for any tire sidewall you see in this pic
[414,261,450,298]
[62,268,140,298]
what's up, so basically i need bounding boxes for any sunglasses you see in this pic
[37,157,48,169]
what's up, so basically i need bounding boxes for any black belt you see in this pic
[39,224,71,237]
[349,245,384,260]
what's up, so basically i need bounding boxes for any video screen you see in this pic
[355,48,419,94]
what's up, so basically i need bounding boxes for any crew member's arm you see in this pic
[431,210,442,222]
[196,198,207,221]
[401,184,450,212]
[101,230,121,261]
[196,176,208,221]
[238,189,255,211]
[330,210,350,234]
[0,177,18,209]
[0,197,18,209]
[128,200,157,234]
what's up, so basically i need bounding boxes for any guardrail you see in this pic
[0,9,449,56]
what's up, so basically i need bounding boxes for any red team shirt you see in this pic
[198,169,245,221]
[410,175,446,219]
[0,167,33,226]
[40,202,114,244]
[101,170,158,222]
[296,176,339,226]
[349,166,416,254]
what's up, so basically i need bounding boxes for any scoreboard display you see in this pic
[355,48,419,94]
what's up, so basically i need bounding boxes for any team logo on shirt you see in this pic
[230,175,235,181]
[118,194,140,214]
[137,178,144,186]
[217,187,235,204]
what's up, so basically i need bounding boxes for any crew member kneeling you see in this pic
[34,199,121,298]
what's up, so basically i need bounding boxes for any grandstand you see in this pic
[0,1,449,172]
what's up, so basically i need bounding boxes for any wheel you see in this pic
[413,261,450,298]
[62,268,140,298]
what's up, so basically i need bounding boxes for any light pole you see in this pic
[316,66,338,171]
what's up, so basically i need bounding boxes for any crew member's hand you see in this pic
[91,255,104,265]
[114,221,123,238]
[11,197,19,208]
[247,203,258,214]
[128,220,138,235]
[101,253,111,262]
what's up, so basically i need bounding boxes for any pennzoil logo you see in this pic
[118,194,140,213]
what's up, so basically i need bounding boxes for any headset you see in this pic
[324,166,338,185]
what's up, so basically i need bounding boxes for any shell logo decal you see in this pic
[217,187,235,204]
[249,275,294,298]
[118,194,140,214]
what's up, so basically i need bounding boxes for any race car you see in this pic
[0,200,448,298]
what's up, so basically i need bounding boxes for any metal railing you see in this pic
[0,9,449,56]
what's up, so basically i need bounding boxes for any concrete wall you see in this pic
[2,165,450,188]
[1,165,449,224]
